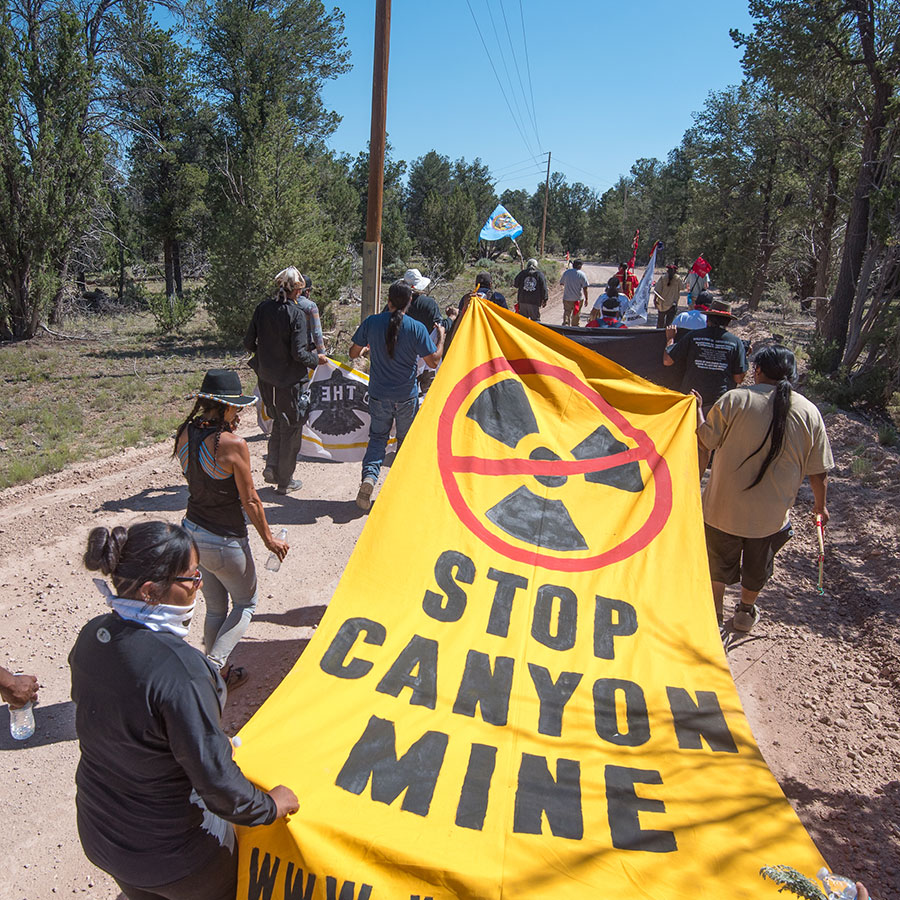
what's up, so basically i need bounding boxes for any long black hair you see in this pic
[84,521,195,600]
[386,281,412,359]
[741,346,797,489]
[173,398,233,461]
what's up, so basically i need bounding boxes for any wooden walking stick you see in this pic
[816,514,826,594]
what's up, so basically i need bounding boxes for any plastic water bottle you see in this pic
[818,868,858,900]
[9,701,35,741]
[265,528,288,572]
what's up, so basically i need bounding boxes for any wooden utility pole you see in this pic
[539,151,551,258]
[361,0,391,322]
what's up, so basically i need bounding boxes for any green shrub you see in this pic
[877,424,898,447]
[146,290,198,333]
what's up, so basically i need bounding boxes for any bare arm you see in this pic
[808,472,829,527]
[0,666,39,707]
[733,372,745,384]
[218,435,288,560]
[663,325,677,366]
[423,324,445,368]
[349,342,365,360]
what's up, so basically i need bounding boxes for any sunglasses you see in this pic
[173,569,203,588]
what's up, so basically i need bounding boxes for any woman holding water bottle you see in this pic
[71,521,298,899]
[174,369,288,689]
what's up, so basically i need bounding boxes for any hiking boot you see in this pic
[732,603,760,633]
[275,479,303,495]
[262,466,276,484]
[356,478,376,511]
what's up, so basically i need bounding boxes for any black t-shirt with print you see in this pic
[666,325,747,405]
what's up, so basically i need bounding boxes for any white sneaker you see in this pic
[356,478,376,511]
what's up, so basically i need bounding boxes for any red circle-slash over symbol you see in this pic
[437,357,672,571]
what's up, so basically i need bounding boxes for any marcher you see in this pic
[686,256,711,306]
[402,268,443,332]
[298,275,328,365]
[586,296,627,329]
[350,281,444,511]
[0,665,38,708]
[71,521,299,900]
[696,346,832,631]
[559,259,589,326]
[654,263,683,329]
[513,258,549,321]
[589,276,623,322]
[174,369,288,687]
[663,298,747,413]
[457,272,509,319]
[616,263,639,299]
[671,289,711,335]
[244,267,319,495]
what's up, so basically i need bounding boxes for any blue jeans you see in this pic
[182,518,258,669]
[361,395,418,483]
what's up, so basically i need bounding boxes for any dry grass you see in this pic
[0,308,242,490]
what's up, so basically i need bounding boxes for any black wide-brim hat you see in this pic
[194,369,258,407]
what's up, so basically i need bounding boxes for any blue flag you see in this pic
[479,204,524,241]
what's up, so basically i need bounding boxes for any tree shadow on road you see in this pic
[254,605,326,628]
[100,484,188,514]
[780,775,900,898]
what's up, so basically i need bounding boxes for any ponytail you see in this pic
[386,281,412,359]
[741,346,797,489]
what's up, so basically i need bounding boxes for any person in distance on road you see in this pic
[513,258,549,321]
[559,258,590,326]
[71,520,299,900]
[654,262,683,329]
[586,296,628,329]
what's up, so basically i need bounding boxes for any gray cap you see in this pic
[526,258,538,268]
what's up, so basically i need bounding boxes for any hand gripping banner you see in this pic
[235,297,825,900]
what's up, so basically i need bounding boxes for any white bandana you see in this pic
[93,578,195,639]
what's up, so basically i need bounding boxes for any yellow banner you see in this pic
[235,297,824,900]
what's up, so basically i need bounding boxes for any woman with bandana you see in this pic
[70,521,298,900]
[174,369,288,689]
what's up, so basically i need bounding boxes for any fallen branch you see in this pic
[39,323,90,340]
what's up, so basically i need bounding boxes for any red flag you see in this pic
[691,255,712,277]
[628,229,640,269]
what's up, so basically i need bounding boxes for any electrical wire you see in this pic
[518,0,541,148]
[463,0,542,164]
[499,0,540,149]
[482,0,536,159]
[553,156,617,190]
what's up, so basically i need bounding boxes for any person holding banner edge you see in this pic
[350,281,444,511]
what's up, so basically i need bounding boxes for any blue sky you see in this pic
[321,0,756,196]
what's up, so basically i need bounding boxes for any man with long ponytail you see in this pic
[350,281,444,511]
[696,345,833,633]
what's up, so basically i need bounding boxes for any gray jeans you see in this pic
[182,518,258,669]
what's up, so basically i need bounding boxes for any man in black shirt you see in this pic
[244,268,319,494]
[513,258,549,321]
[402,267,443,332]
[663,295,747,413]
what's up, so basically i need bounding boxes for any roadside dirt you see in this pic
[1,290,898,899]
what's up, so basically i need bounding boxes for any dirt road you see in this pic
[2,324,898,898]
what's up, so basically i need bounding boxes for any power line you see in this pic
[553,156,617,190]
[492,154,546,174]
[518,0,541,148]
[463,0,540,162]
[481,0,537,159]
[499,0,540,149]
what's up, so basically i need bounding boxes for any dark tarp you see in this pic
[542,324,681,391]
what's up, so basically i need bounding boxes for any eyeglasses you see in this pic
[173,569,203,588]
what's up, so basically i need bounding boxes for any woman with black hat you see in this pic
[174,369,288,688]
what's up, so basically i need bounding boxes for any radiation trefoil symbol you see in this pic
[437,358,672,572]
